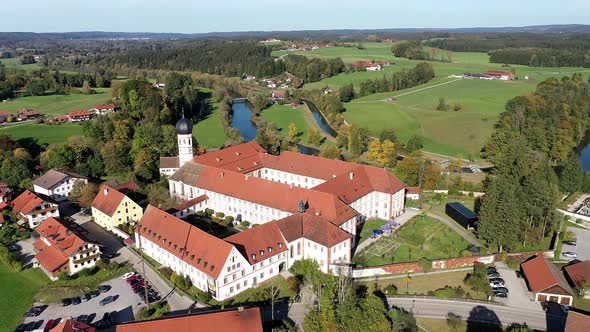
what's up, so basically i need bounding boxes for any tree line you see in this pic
[478,74,590,252]
[283,54,345,83]
[489,48,590,68]
[391,41,452,62]
[352,62,435,97]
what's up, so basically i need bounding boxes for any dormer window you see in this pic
[191,255,195,260]
[210,265,214,272]
[268,247,272,253]
[260,250,264,256]
[278,243,282,249]
[252,254,256,260]
[197,258,201,264]
[203,262,208,268]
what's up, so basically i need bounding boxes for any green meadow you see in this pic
[0,88,112,117]
[259,104,310,141]
[0,123,84,145]
[0,57,41,71]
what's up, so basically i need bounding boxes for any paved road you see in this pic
[20,278,139,330]
[388,297,566,331]
[563,227,590,261]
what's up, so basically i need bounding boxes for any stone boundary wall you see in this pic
[111,226,130,240]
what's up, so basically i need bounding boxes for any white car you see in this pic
[490,280,505,288]
[562,252,577,258]
[122,272,136,280]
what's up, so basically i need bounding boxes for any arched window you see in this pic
[297,242,301,255]
[290,245,294,259]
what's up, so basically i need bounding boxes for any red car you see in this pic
[44,319,56,331]
[126,275,139,283]
[131,282,145,289]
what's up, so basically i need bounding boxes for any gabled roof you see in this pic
[521,256,574,295]
[50,319,95,332]
[35,217,95,256]
[159,156,179,169]
[12,190,55,215]
[67,110,92,117]
[116,307,262,332]
[193,141,267,174]
[36,244,69,272]
[225,222,287,264]
[113,179,140,194]
[137,205,233,279]
[276,213,351,248]
[170,194,208,212]
[91,185,126,217]
[93,103,116,110]
[564,260,590,288]
[32,169,87,190]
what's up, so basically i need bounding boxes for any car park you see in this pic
[71,297,82,305]
[61,298,72,306]
[494,286,509,293]
[122,272,136,280]
[97,285,111,293]
[99,295,115,306]
[562,251,577,258]
[494,291,508,298]
[487,272,501,279]
[490,280,506,288]
[563,240,576,246]
[489,278,505,284]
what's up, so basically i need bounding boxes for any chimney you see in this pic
[349,172,354,180]
[238,306,244,312]
[103,188,108,196]
[221,172,224,179]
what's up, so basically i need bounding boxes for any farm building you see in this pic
[445,202,478,229]
[66,110,93,122]
[521,256,575,306]
[32,168,88,202]
[564,260,590,299]
[17,109,42,121]
[484,70,514,80]
[92,103,116,115]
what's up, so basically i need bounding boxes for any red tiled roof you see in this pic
[91,185,126,217]
[113,180,140,193]
[484,70,513,76]
[67,110,92,117]
[173,194,208,211]
[565,311,590,332]
[225,222,287,264]
[564,260,590,289]
[35,217,95,256]
[193,141,267,173]
[36,244,69,272]
[137,205,233,279]
[12,190,46,215]
[407,186,420,194]
[93,103,115,110]
[50,319,96,332]
[521,256,574,295]
[116,307,263,332]
[194,166,357,225]
[276,213,351,248]
[272,90,287,98]
[0,202,8,210]
[33,239,47,251]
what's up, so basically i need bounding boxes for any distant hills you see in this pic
[1,25,590,42]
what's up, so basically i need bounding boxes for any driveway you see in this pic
[494,262,541,311]
[563,227,590,261]
[21,278,141,330]
[15,237,37,267]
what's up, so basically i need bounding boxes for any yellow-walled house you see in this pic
[91,184,143,230]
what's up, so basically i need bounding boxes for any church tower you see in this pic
[175,114,194,167]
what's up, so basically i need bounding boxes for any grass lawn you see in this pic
[193,102,229,149]
[354,216,470,266]
[0,89,112,117]
[279,42,590,157]
[0,262,50,332]
[0,123,84,145]
[259,104,310,141]
[416,317,503,332]
[357,219,388,245]
[360,270,469,295]
[0,57,41,71]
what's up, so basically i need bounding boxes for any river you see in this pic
[230,100,320,155]
[580,144,590,171]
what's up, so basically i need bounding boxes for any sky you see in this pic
[1,0,590,33]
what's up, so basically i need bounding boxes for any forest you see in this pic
[424,33,590,52]
[478,74,590,252]
[489,47,590,67]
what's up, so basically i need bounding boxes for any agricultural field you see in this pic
[259,104,310,142]
[0,123,84,145]
[193,102,229,149]
[0,262,50,332]
[276,43,590,157]
[0,57,41,71]
[354,215,470,266]
[0,88,112,117]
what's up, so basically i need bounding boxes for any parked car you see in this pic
[99,295,115,306]
[62,298,72,306]
[489,278,505,284]
[88,290,100,298]
[486,266,497,272]
[487,272,501,279]
[44,319,57,331]
[563,241,576,246]
[131,282,146,289]
[562,252,577,258]
[494,287,509,293]
[80,294,91,302]
[71,297,82,305]
[14,324,26,332]
[134,287,145,294]
[102,252,119,259]
[490,280,505,288]
[494,291,508,298]
[24,306,45,317]
[76,314,90,324]
[122,272,136,280]
[127,275,142,283]
[97,285,111,293]
[8,244,18,251]
[24,321,37,331]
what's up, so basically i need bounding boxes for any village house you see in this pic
[565,311,590,332]
[352,61,382,71]
[0,110,14,123]
[116,307,263,332]
[92,103,116,115]
[32,169,88,202]
[405,186,420,200]
[484,70,514,80]
[91,184,143,231]
[17,109,42,121]
[33,217,101,280]
[521,255,575,305]
[11,190,60,228]
[564,260,590,299]
[66,110,93,122]
[271,89,287,101]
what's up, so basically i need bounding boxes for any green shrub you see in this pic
[196,210,205,217]
[224,216,234,225]
[434,286,455,298]
[241,220,250,228]
[215,212,225,219]
[205,208,214,217]
[447,312,463,329]
[159,266,173,279]
[12,260,23,272]
[384,284,398,295]
[189,286,213,303]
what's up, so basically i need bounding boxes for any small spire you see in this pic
[181,108,185,119]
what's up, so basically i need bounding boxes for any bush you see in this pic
[12,260,23,272]
[241,220,250,228]
[196,210,205,217]
[190,286,213,303]
[215,212,225,219]
[159,266,174,279]
[96,259,109,270]
[205,208,214,217]
[287,276,301,295]
[384,284,398,295]
[434,286,456,298]
[447,312,463,329]
[224,216,234,225]
[170,272,192,291]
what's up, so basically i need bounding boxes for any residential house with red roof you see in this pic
[12,190,60,228]
[565,310,590,332]
[521,255,575,305]
[91,185,143,231]
[34,217,101,280]
[92,103,116,115]
[564,260,590,299]
[0,110,14,123]
[484,70,514,80]
[49,319,96,332]
[271,90,287,101]
[66,110,93,122]
[32,169,88,202]
[17,109,41,121]
[116,307,262,332]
